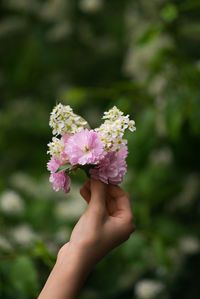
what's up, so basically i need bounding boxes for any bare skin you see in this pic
[38,178,135,299]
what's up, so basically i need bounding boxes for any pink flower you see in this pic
[47,157,60,172]
[61,134,71,161]
[47,157,71,193]
[49,172,71,193]
[64,129,105,165]
[90,146,128,184]
[62,134,71,144]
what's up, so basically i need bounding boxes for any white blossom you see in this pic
[49,103,88,136]
[55,184,86,220]
[79,0,102,13]
[11,224,37,246]
[179,236,200,255]
[135,279,165,299]
[0,190,24,215]
[47,136,65,160]
[0,235,12,251]
[96,106,136,151]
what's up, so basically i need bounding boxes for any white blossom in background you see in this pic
[10,172,66,200]
[135,279,165,299]
[79,0,102,13]
[39,0,68,21]
[0,235,12,251]
[55,184,86,221]
[46,21,71,42]
[148,76,167,97]
[179,236,200,255]
[10,172,38,196]
[96,106,136,151]
[4,0,39,12]
[11,224,37,247]
[49,103,88,136]
[0,190,24,215]
[0,17,25,38]
[149,147,173,165]
[55,199,86,221]
[123,2,173,83]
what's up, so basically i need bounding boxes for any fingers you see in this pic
[106,195,117,216]
[80,181,91,204]
[108,185,135,235]
[108,184,132,217]
[87,178,107,214]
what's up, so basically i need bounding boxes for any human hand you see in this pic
[58,178,135,270]
[39,179,135,299]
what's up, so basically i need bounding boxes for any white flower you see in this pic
[0,235,12,251]
[11,224,37,246]
[179,236,200,255]
[128,120,136,132]
[0,190,24,215]
[96,106,136,151]
[149,147,173,165]
[79,0,102,13]
[55,184,86,220]
[135,279,165,299]
[49,103,88,136]
[103,106,124,120]
[47,136,65,160]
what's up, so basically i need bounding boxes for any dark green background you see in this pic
[0,0,200,298]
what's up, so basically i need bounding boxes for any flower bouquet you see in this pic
[47,104,136,193]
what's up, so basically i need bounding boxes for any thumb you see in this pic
[87,178,107,214]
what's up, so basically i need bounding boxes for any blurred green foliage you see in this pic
[0,0,200,298]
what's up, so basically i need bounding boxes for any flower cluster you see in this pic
[96,106,136,151]
[47,137,65,160]
[49,103,88,136]
[47,104,136,193]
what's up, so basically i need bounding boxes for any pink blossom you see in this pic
[90,146,128,184]
[47,157,71,193]
[47,157,60,172]
[62,133,71,144]
[49,172,71,193]
[64,129,105,165]
[61,134,71,160]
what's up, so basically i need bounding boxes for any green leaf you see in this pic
[55,164,71,173]
[161,4,178,22]
[31,241,55,267]
[79,164,96,177]
[137,24,162,46]
[10,255,39,297]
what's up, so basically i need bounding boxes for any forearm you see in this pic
[38,246,91,299]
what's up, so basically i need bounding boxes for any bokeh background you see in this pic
[0,0,200,298]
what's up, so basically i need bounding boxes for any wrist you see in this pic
[56,242,94,277]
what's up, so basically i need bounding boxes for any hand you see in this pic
[38,179,135,299]
[58,178,135,269]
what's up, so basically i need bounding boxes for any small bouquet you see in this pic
[47,104,136,193]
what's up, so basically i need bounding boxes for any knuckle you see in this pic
[124,216,136,234]
[129,221,136,233]
[122,191,130,199]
